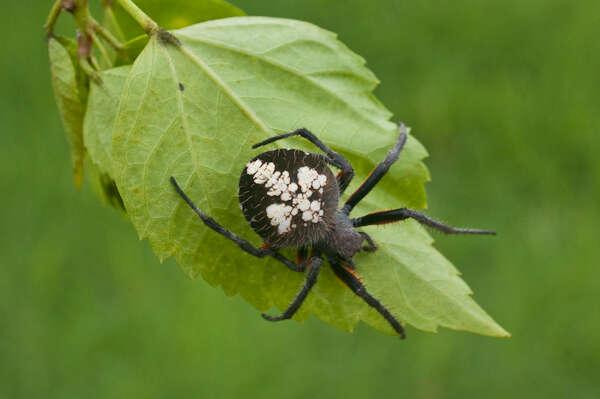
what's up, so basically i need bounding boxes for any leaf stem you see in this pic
[113,0,159,35]
[92,22,124,51]
[90,54,101,71]
[90,32,111,67]
[79,57,102,85]
[70,0,95,40]
[44,0,63,38]
[102,5,126,42]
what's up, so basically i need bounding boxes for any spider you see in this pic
[170,123,494,338]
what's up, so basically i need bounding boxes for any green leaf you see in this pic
[84,65,131,175]
[107,0,245,42]
[111,17,508,337]
[48,37,86,188]
[83,65,130,212]
[357,226,508,336]
[53,36,89,106]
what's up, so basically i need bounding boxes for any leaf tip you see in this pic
[471,321,512,338]
[495,327,512,338]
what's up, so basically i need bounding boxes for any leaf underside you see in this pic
[48,37,86,188]
[86,16,508,337]
[84,66,132,175]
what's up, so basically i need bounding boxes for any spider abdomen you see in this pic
[238,149,339,248]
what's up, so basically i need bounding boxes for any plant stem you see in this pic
[79,57,102,85]
[90,54,101,71]
[92,22,124,50]
[44,0,63,38]
[91,32,112,68]
[102,5,126,42]
[114,0,158,34]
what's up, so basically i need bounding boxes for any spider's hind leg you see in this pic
[330,259,405,338]
[262,255,323,322]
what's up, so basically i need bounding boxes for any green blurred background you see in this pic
[2,0,599,397]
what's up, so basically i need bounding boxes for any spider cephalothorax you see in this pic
[170,124,494,338]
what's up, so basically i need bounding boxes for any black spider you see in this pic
[170,123,494,338]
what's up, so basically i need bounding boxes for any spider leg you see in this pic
[342,122,407,214]
[352,208,496,235]
[297,247,309,264]
[330,258,405,338]
[262,255,323,321]
[170,177,305,272]
[252,128,355,194]
[359,232,377,252]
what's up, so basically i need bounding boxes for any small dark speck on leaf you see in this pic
[179,83,184,91]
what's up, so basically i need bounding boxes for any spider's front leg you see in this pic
[262,254,323,322]
[352,208,496,235]
[343,122,407,214]
[170,177,305,273]
[252,128,355,194]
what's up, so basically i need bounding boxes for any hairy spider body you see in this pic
[238,149,339,249]
[170,123,495,338]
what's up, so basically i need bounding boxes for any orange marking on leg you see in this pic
[296,251,305,265]
[363,209,397,217]
[306,257,313,270]
[348,167,376,197]
[342,265,365,285]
